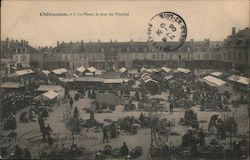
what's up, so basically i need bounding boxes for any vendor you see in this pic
[120,142,129,157]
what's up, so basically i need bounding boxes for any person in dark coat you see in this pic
[169,103,174,114]
[24,148,32,159]
[198,130,205,146]
[45,124,53,138]
[120,142,129,157]
[110,123,116,138]
[103,126,109,143]
[48,136,53,146]
[14,145,23,159]
[69,97,73,109]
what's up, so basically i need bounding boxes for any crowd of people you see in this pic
[1,91,35,120]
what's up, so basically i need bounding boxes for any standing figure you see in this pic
[103,126,109,143]
[120,142,129,157]
[169,103,174,114]
[69,97,73,109]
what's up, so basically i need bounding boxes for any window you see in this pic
[161,54,164,59]
[135,54,138,60]
[127,47,130,52]
[197,55,200,60]
[84,55,87,61]
[23,55,26,62]
[203,53,209,60]
[239,52,242,61]
[65,55,68,61]
[152,54,155,59]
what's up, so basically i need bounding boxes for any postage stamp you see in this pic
[148,12,187,52]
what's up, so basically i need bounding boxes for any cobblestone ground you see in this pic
[10,90,249,160]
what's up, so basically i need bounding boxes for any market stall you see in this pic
[34,90,59,106]
[119,67,128,77]
[75,77,104,89]
[76,66,86,76]
[37,85,65,98]
[51,68,67,76]
[0,82,24,92]
[210,71,223,77]
[227,75,249,92]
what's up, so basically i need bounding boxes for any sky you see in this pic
[1,0,249,48]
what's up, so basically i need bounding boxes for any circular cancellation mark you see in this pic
[148,12,187,52]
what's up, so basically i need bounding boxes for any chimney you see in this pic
[21,39,25,48]
[190,38,194,49]
[207,39,210,47]
[110,39,113,43]
[57,41,60,47]
[130,39,133,42]
[98,39,101,43]
[232,27,236,37]
[6,37,10,48]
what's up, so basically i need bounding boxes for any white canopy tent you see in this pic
[140,67,153,73]
[203,75,226,87]
[15,69,34,76]
[141,75,152,82]
[42,70,51,76]
[144,79,158,84]
[0,82,23,89]
[37,85,65,98]
[210,72,223,77]
[227,75,249,85]
[51,68,67,75]
[58,77,75,83]
[87,66,97,73]
[73,74,79,78]
[76,66,86,73]
[164,75,173,80]
[34,90,59,101]
[104,79,129,84]
[119,67,127,73]
[141,73,151,78]
[176,67,191,74]
[161,67,172,73]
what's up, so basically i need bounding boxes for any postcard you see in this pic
[1,0,249,159]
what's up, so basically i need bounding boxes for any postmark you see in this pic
[148,12,187,52]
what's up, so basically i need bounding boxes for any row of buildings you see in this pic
[1,27,249,76]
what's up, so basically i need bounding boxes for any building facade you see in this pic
[39,39,226,70]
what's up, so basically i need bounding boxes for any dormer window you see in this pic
[126,47,130,52]
[101,48,104,53]
[153,54,156,59]
[135,47,139,52]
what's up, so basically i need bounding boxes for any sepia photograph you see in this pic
[0,0,249,159]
